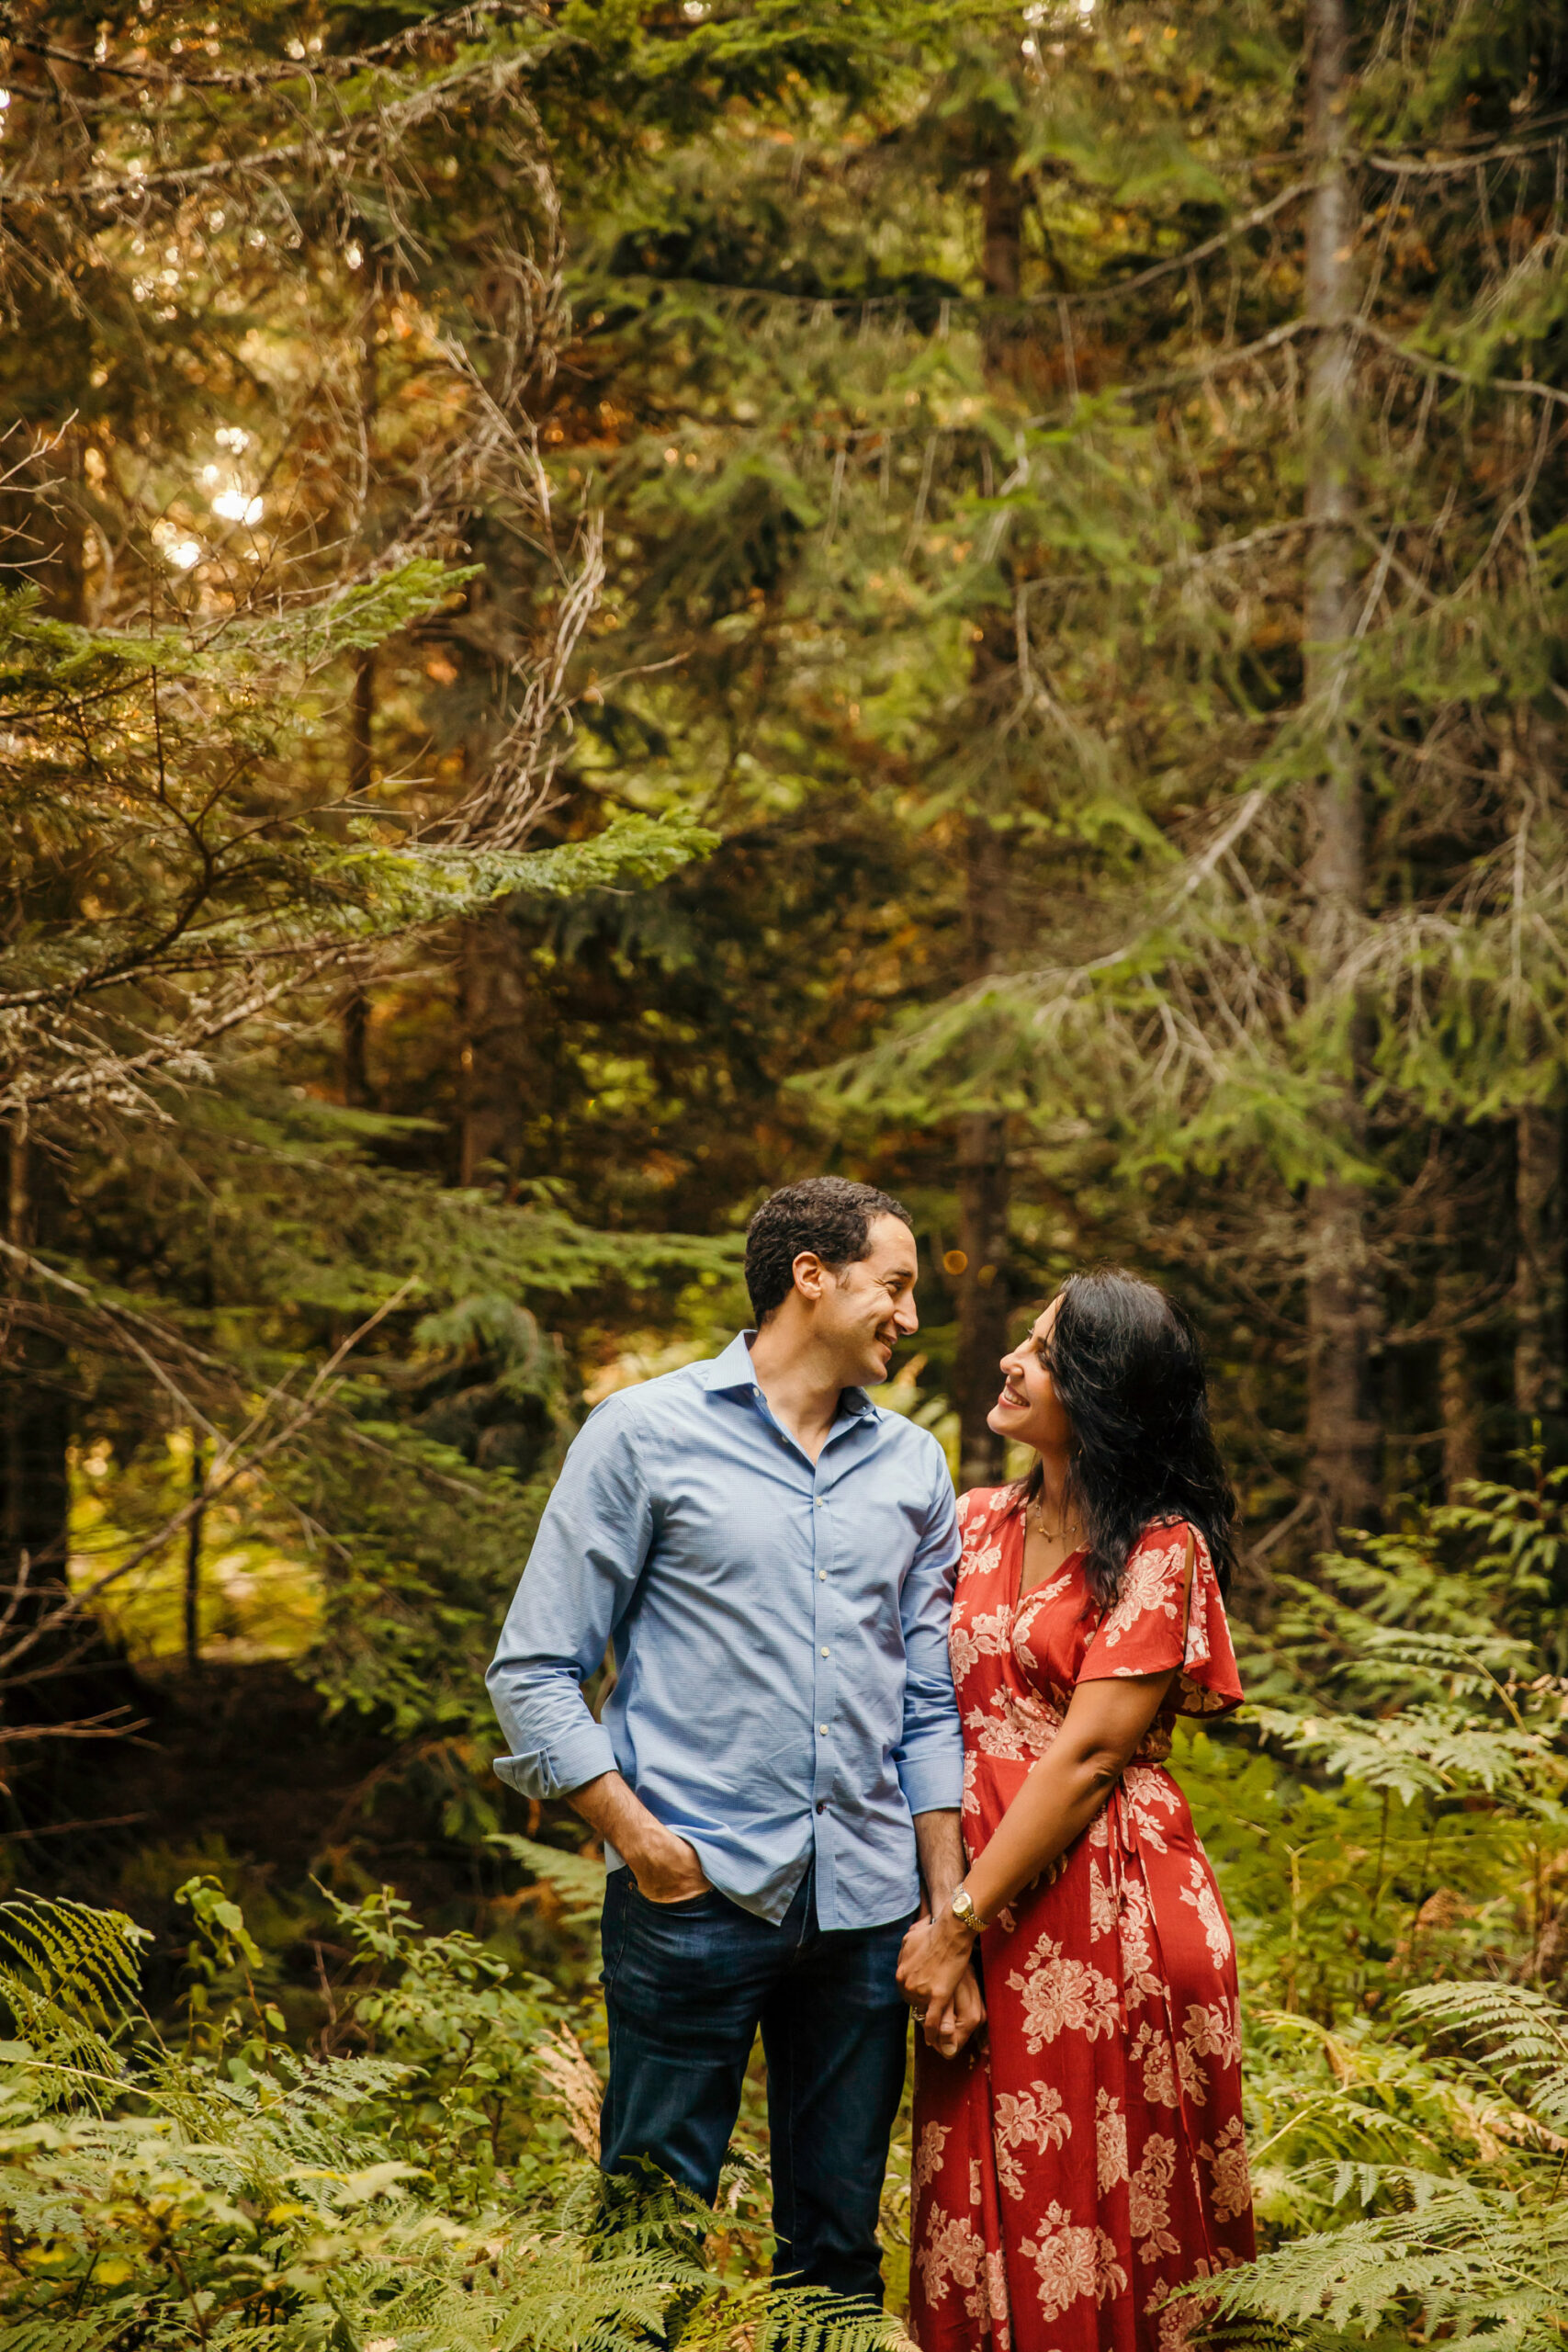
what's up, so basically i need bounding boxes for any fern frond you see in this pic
[486,1831,607,1923]
[0,1896,146,2022]
[1398,1979,1568,2134]
[0,2326,120,2352]
[1205,2178,1568,2348]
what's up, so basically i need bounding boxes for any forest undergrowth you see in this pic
[5,1473,1568,2352]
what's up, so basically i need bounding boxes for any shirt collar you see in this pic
[697,1331,883,1422]
[698,1331,763,1393]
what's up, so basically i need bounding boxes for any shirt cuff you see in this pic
[492,1719,618,1800]
[898,1747,964,1817]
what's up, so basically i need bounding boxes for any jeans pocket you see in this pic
[629,1883,725,1917]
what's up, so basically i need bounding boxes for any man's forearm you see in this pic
[912,1807,967,1913]
[569,1770,710,1900]
[569,1768,663,1861]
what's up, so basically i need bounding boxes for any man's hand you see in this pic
[568,1770,712,1903]
[631,1824,712,1904]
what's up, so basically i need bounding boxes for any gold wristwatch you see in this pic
[951,1885,987,1936]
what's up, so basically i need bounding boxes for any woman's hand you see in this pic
[897,1913,982,2052]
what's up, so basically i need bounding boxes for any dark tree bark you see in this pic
[343,648,376,1108]
[343,292,378,1110]
[1433,1160,1481,1493]
[1302,0,1382,1531]
[1515,1102,1565,1431]
[954,157,1025,1490]
[183,1434,207,1673]
[0,1120,72,1670]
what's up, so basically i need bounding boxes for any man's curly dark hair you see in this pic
[744,1177,914,1323]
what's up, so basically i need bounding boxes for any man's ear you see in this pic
[791,1250,829,1305]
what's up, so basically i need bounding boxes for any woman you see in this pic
[899,1270,1253,2352]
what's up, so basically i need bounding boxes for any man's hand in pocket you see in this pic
[633,1826,712,1904]
[561,1770,713,1905]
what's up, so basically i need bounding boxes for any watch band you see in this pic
[951,1884,987,1936]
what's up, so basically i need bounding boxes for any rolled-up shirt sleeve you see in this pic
[894,1442,964,1817]
[486,1396,656,1801]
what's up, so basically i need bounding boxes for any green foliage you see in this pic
[1167,1472,1568,2341]
[0,1883,897,2352]
[10,3,1568,2337]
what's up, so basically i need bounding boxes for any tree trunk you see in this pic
[1515,1102,1565,1431]
[1302,0,1381,1532]
[343,648,375,1107]
[343,291,378,1109]
[183,1433,207,1672]
[954,156,1025,1490]
[1433,1159,1481,1493]
[0,1120,72,1666]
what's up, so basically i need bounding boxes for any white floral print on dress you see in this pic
[950,1604,1016,1682]
[1004,1932,1121,2052]
[1094,2088,1129,2193]
[1087,1859,1117,1942]
[1179,1858,1234,1968]
[1129,2016,1179,2107]
[1200,2116,1252,2224]
[994,2085,1071,2201]
[913,2120,952,2195]
[1128,2134,1180,2262]
[916,2206,988,2305]
[1018,2204,1128,2323]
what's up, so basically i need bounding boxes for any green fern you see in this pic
[0,1896,146,2022]
[0,1897,149,2114]
[1398,1980,1568,2141]
[0,1894,904,2352]
[1203,2178,1568,2352]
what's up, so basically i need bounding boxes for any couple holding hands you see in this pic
[489,1178,1254,2352]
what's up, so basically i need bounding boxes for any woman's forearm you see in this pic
[898,1672,1175,2021]
[962,1669,1178,1925]
[963,1744,1122,1922]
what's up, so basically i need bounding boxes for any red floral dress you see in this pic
[910,1490,1254,2352]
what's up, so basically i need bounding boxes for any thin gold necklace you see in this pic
[1029,1498,1080,1545]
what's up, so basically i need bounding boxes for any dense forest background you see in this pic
[6,0,1568,2345]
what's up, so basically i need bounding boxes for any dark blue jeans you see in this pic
[599,1866,912,2304]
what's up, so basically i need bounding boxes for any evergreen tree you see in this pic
[0,0,715,1804]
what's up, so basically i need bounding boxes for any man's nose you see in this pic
[896,1293,919,1334]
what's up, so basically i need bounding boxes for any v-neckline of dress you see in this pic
[1008,1502,1088,1615]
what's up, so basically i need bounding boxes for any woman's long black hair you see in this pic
[1019,1267,1237,1609]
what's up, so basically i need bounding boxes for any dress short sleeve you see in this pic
[1077,1519,1244,1717]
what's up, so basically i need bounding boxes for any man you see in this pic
[487,1176,982,2306]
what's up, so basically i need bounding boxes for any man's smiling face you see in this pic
[811,1214,920,1389]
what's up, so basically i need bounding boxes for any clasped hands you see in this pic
[897,1908,986,2060]
[629,1823,987,2063]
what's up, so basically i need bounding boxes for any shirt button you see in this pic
[821,1645,829,1657]
[818,1724,829,1736]
[818,1569,827,1581]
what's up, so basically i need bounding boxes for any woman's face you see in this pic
[987,1299,1077,1454]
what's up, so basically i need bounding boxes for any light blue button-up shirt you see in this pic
[486,1330,964,1928]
